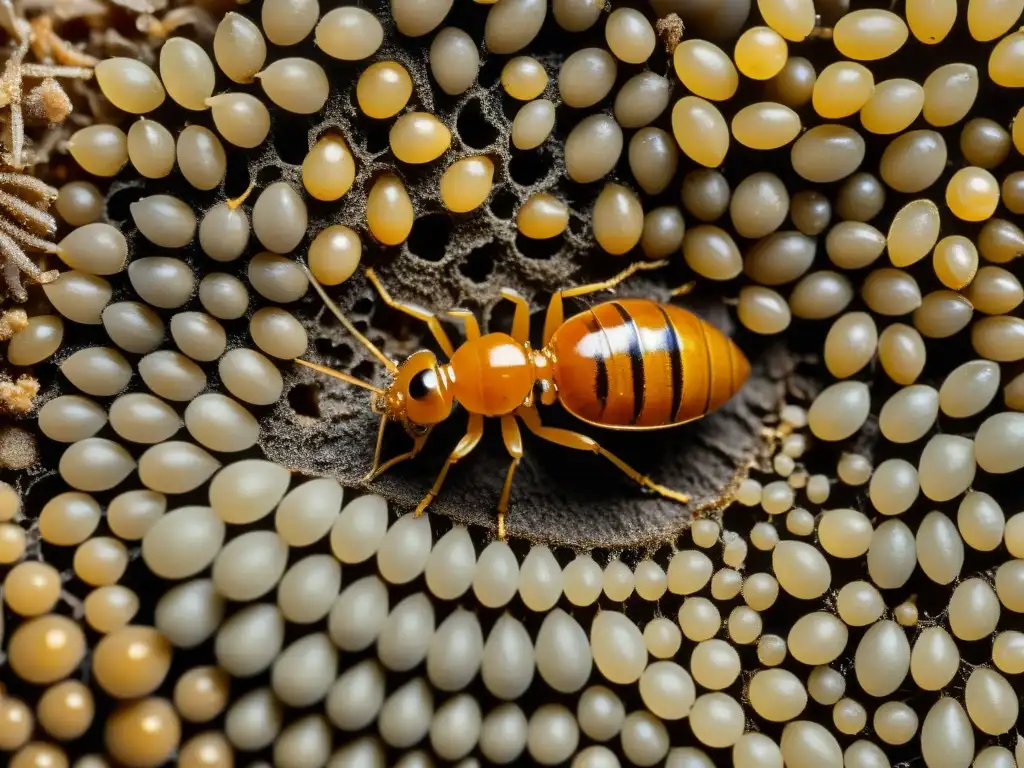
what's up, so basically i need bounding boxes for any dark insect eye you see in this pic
[408,369,437,400]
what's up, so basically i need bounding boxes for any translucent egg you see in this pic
[207,93,271,149]
[315,7,383,59]
[734,27,788,80]
[672,97,729,168]
[833,9,909,60]
[390,112,452,164]
[257,58,329,114]
[859,78,925,135]
[823,312,877,378]
[512,99,556,150]
[366,175,414,246]
[989,31,1024,87]
[69,124,128,177]
[214,12,266,83]
[95,58,165,114]
[126,119,174,179]
[878,385,938,443]
[923,63,979,126]
[357,62,413,119]
[731,102,801,150]
[427,28,479,97]
[558,48,617,109]
[605,8,655,63]
[159,37,215,111]
[758,0,815,41]
[765,56,815,108]
[673,40,738,101]
[946,167,1000,222]
[813,62,874,119]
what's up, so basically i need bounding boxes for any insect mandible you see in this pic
[296,259,751,539]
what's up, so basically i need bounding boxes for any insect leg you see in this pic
[365,268,456,358]
[669,281,697,297]
[543,259,669,345]
[305,272,397,373]
[363,413,389,481]
[517,406,689,504]
[498,288,531,344]
[446,309,481,340]
[542,291,565,347]
[414,413,485,516]
[364,427,433,483]
[559,259,670,300]
[496,414,524,540]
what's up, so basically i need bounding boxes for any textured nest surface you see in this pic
[268,290,794,548]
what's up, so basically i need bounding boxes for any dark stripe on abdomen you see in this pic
[655,304,683,422]
[610,302,646,425]
[583,311,609,412]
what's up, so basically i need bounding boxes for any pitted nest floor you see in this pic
[264,288,801,549]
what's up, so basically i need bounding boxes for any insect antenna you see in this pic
[303,266,399,374]
[293,358,385,395]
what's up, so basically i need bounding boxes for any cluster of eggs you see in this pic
[2,398,1024,767]
[3,0,1024,765]
[10,0,1024,381]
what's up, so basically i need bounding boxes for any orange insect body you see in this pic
[298,260,751,538]
[447,334,536,418]
[550,299,750,429]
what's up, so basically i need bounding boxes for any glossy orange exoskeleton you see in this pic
[297,259,750,538]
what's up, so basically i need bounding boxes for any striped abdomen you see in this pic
[548,299,751,429]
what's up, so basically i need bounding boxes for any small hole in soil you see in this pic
[313,339,354,368]
[106,184,145,223]
[352,360,377,382]
[363,122,391,154]
[477,56,503,89]
[459,243,498,283]
[458,99,499,149]
[490,189,518,219]
[353,297,374,315]
[489,299,515,336]
[516,232,564,260]
[408,213,452,262]
[273,113,313,165]
[288,383,321,418]
[256,164,283,186]
[509,149,551,187]
[223,153,252,199]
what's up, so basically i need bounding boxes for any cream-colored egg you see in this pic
[808,381,870,440]
[836,581,884,627]
[787,612,848,665]
[918,434,976,502]
[854,620,910,697]
[867,519,916,589]
[878,385,938,443]
[921,698,974,768]
[772,540,830,599]
[868,458,919,516]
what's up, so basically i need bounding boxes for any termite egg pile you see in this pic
[3,0,1024,765]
